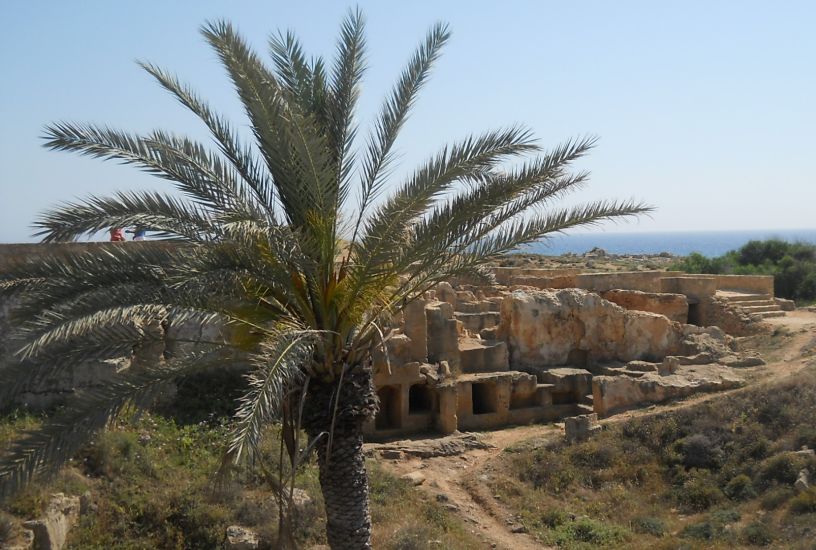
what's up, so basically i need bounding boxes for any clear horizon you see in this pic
[1,1,815,243]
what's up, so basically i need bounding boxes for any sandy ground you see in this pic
[367,309,816,549]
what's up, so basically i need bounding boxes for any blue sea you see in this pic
[523,229,816,258]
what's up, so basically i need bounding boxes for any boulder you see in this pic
[22,493,80,550]
[565,413,601,443]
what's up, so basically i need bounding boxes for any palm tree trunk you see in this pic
[303,364,378,550]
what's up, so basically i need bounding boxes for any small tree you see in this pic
[0,10,649,548]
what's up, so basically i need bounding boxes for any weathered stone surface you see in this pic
[593,364,744,416]
[719,354,766,368]
[565,413,601,443]
[426,301,460,371]
[22,493,80,550]
[499,289,684,368]
[601,289,689,323]
[775,297,796,311]
[224,525,259,550]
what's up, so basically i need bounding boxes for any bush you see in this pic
[760,486,795,510]
[552,518,630,547]
[673,239,816,302]
[631,516,665,537]
[789,488,816,514]
[673,470,724,512]
[741,521,775,546]
[680,521,717,540]
[724,474,757,501]
[757,453,807,487]
[679,434,723,469]
[541,508,569,529]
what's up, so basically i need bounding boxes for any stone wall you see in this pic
[600,289,689,323]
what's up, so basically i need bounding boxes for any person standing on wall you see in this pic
[109,228,126,241]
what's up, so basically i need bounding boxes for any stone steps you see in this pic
[723,293,771,303]
[740,303,782,313]
[717,291,786,319]
[755,310,786,319]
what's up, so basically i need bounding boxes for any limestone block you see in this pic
[425,301,460,370]
[601,289,689,323]
[775,297,796,311]
[565,413,601,443]
[23,493,80,550]
[436,384,458,434]
[435,282,457,306]
[458,339,508,373]
[626,360,659,372]
[499,289,685,369]
[593,364,744,416]
[224,525,260,550]
[402,300,428,362]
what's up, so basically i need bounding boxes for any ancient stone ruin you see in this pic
[0,244,787,441]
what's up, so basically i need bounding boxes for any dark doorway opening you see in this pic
[409,384,433,414]
[472,382,498,414]
[687,303,700,325]
[376,386,401,430]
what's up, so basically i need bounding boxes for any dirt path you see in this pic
[369,311,816,550]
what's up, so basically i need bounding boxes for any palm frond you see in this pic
[32,190,216,243]
[227,330,315,463]
[348,22,450,247]
[329,7,366,200]
[138,61,276,218]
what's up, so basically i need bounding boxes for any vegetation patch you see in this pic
[671,238,816,303]
[488,366,816,548]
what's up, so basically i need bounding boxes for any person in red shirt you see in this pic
[109,228,126,242]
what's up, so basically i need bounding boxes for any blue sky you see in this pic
[1,1,814,242]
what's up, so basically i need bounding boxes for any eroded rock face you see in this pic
[592,364,744,416]
[499,289,684,368]
[601,289,689,323]
[22,493,80,550]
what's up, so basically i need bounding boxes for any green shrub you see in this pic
[541,508,569,528]
[552,518,630,547]
[631,516,665,537]
[724,474,757,501]
[760,486,795,510]
[757,453,806,487]
[789,488,816,514]
[741,521,775,546]
[680,521,716,540]
[709,508,741,524]
[673,470,724,512]
[678,434,723,469]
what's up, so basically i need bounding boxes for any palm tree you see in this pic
[0,9,650,549]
